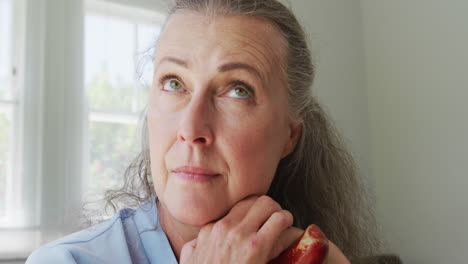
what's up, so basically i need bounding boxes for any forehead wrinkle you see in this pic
[156,55,189,70]
[214,19,286,86]
[228,37,284,88]
[157,11,287,88]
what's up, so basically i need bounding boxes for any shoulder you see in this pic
[26,208,139,264]
[26,245,76,264]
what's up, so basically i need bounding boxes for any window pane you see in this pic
[0,111,11,217]
[84,6,162,211]
[87,121,139,201]
[136,23,160,110]
[0,0,13,101]
[85,14,135,112]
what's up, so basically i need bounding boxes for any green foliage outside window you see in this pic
[86,71,134,112]
[88,121,138,197]
[86,72,147,199]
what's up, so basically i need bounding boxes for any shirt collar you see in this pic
[134,197,178,264]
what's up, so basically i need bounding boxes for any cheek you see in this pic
[147,106,178,191]
[147,91,182,154]
[222,117,286,195]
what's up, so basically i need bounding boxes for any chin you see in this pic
[164,194,228,227]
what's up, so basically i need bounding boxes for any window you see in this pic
[84,1,163,207]
[0,0,166,259]
[0,0,14,220]
[0,0,24,227]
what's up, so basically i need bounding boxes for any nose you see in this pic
[177,93,214,146]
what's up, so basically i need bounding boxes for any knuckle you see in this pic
[226,226,243,242]
[212,218,230,233]
[283,210,294,222]
[259,195,281,211]
[231,196,257,213]
[258,195,273,204]
[272,210,293,226]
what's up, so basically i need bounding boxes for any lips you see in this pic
[172,166,220,182]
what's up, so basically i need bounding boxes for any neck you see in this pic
[157,201,201,261]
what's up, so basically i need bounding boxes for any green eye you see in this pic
[227,87,250,98]
[235,87,248,97]
[170,80,181,89]
[163,79,184,92]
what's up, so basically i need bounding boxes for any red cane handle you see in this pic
[269,224,329,264]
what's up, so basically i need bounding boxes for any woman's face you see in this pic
[148,11,300,226]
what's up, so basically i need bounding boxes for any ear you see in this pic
[281,123,302,159]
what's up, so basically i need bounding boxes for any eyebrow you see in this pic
[157,56,189,68]
[157,56,265,83]
[218,63,265,84]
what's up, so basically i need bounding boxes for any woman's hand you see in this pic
[179,195,351,264]
[179,195,302,264]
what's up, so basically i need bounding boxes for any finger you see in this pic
[225,195,259,222]
[208,196,259,241]
[198,222,214,242]
[256,210,298,259]
[271,226,303,260]
[241,195,283,233]
[215,195,259,229]
[180,238,197,263]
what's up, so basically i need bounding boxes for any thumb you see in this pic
[270,226,303,260]
[180,238,197,263]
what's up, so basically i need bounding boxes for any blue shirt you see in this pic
[26,197,178,264]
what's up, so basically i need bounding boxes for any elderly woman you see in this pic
[27,0,379,263]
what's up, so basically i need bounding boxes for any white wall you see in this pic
[361,0,468,263]
[290,0,373,185]
[294,1,468,262]
[101,0,168,12]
